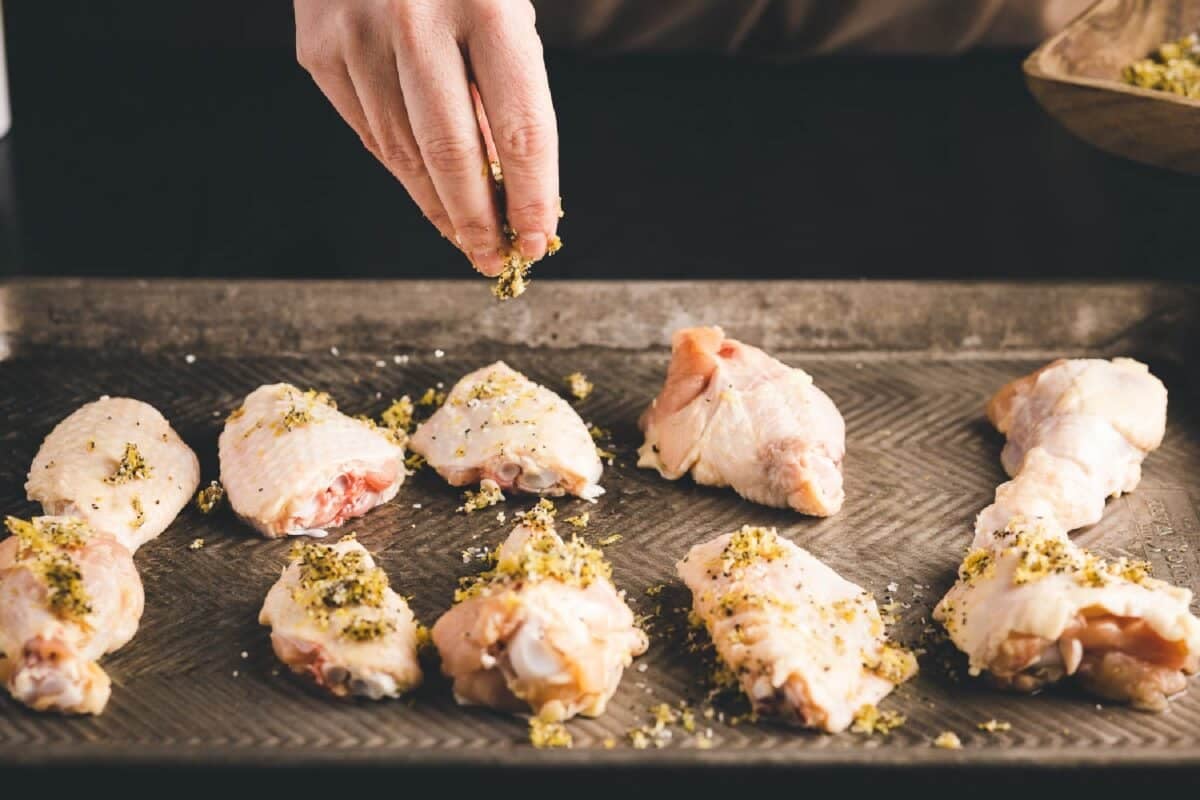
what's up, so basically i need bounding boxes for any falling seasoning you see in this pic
[195,481,225,514]
[564,372,593,401]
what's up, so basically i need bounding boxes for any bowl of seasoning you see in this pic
[1024,0,1200,174]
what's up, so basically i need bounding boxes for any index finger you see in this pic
[467,4,560,263]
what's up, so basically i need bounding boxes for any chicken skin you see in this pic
[26,397,200,553]
[638,327,845,516]
[219,384,406,538]
[410,362,604,501]
[679,526,916,733]
[432,501,646,721]
[0,516,143,715]
[259,535,422,700]
[975,358,1167,544]
[936,517,1199,711]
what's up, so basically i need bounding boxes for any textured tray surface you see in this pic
[0,281,1197,768]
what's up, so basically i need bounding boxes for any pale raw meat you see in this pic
[638,327,845,516]
[975,358,1167,545]
[432,502,646,721]
[679,526,915,733]
[219,384,406,538]
[259,535,422,700]
[26,397,200,553]
[410,362,603,501]
[935,517,1199,711]
[0,516,143,715]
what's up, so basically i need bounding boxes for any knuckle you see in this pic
[421,133,482,175]
[506,198,554,228]
[377,141,424,178]
[453,217,499,246]
[497,121,554,163]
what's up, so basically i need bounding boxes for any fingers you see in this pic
[467,2,560,262]
[393,15,506,276]
[343,44,457,244]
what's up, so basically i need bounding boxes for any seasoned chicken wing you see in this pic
[410,362,603,501]
[975,358,1167,543]
[679,526,915,733]
[0,516,143,715]
[638,327,845,516]
[26,397,200,552]
[432,501,646,721]
[936,517,1199,711]
[259,535,422,699]
[219,384,406,538]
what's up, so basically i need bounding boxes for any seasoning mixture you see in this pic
[1123,33,1199,98]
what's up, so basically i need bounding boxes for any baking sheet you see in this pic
[0,279,1196,768]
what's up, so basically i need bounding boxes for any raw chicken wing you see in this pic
[410,362,603,501]
[935,517,1199,711]
[26,397,200,552]
[432,501,646,721]
[219,384,406,537]
[0,515,143,714]
[679,526,916,733]
[638,327,845,516]
[260,535,422,699]
[975,358,1167,544]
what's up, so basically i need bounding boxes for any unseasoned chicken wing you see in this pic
[975,358,1167,543]
[410,362,603,501]
[638,327,845,516]
[679,526,915,733]
[259,535,422,699]
[936,517,1199,711]
[432,501,646,721]
[219,384,406,537]
[26,397,200,552]
[0,516,143,715]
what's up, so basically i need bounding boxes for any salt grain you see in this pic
[330,346,340,357]
[434,349,445,358]
[184,354,196,364]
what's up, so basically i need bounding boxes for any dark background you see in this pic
[0,0,1196,281]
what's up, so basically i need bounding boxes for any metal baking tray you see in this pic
[0,279,1196,769]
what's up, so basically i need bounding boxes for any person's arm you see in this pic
[294,0,559,276]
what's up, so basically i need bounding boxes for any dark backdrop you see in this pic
[0,1,1196,280]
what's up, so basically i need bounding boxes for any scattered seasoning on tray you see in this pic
[850,704,906,736]
[978,719,1011,733]
[933,731,963,750]
[404,453,426,473]
[564,372,593,401]
[528,716,573,749]
[417,387,446,408]
[381,396,415,432]
[597,533,621,546]
[188,538,206,551]
[195,481,225,514]
[104,442,152,484]
[458,479,505,513]
[564,512,590,529]
[1123,33,1199,98]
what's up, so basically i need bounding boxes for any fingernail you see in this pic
[518,232,547,261]
[471,248,504,277]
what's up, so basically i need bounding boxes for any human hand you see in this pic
[294,0,560,276]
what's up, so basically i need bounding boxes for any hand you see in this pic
[294,0,560,276]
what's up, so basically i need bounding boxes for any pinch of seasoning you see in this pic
[493,255,532,301]
[528,717,572,749]
[458,479,505,513]
[188,538,205,551]
[978,719,1011,733]
[933,731,963,750]
[104,442,152,484]
[564,372,593,401]
[195,481,225,514]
